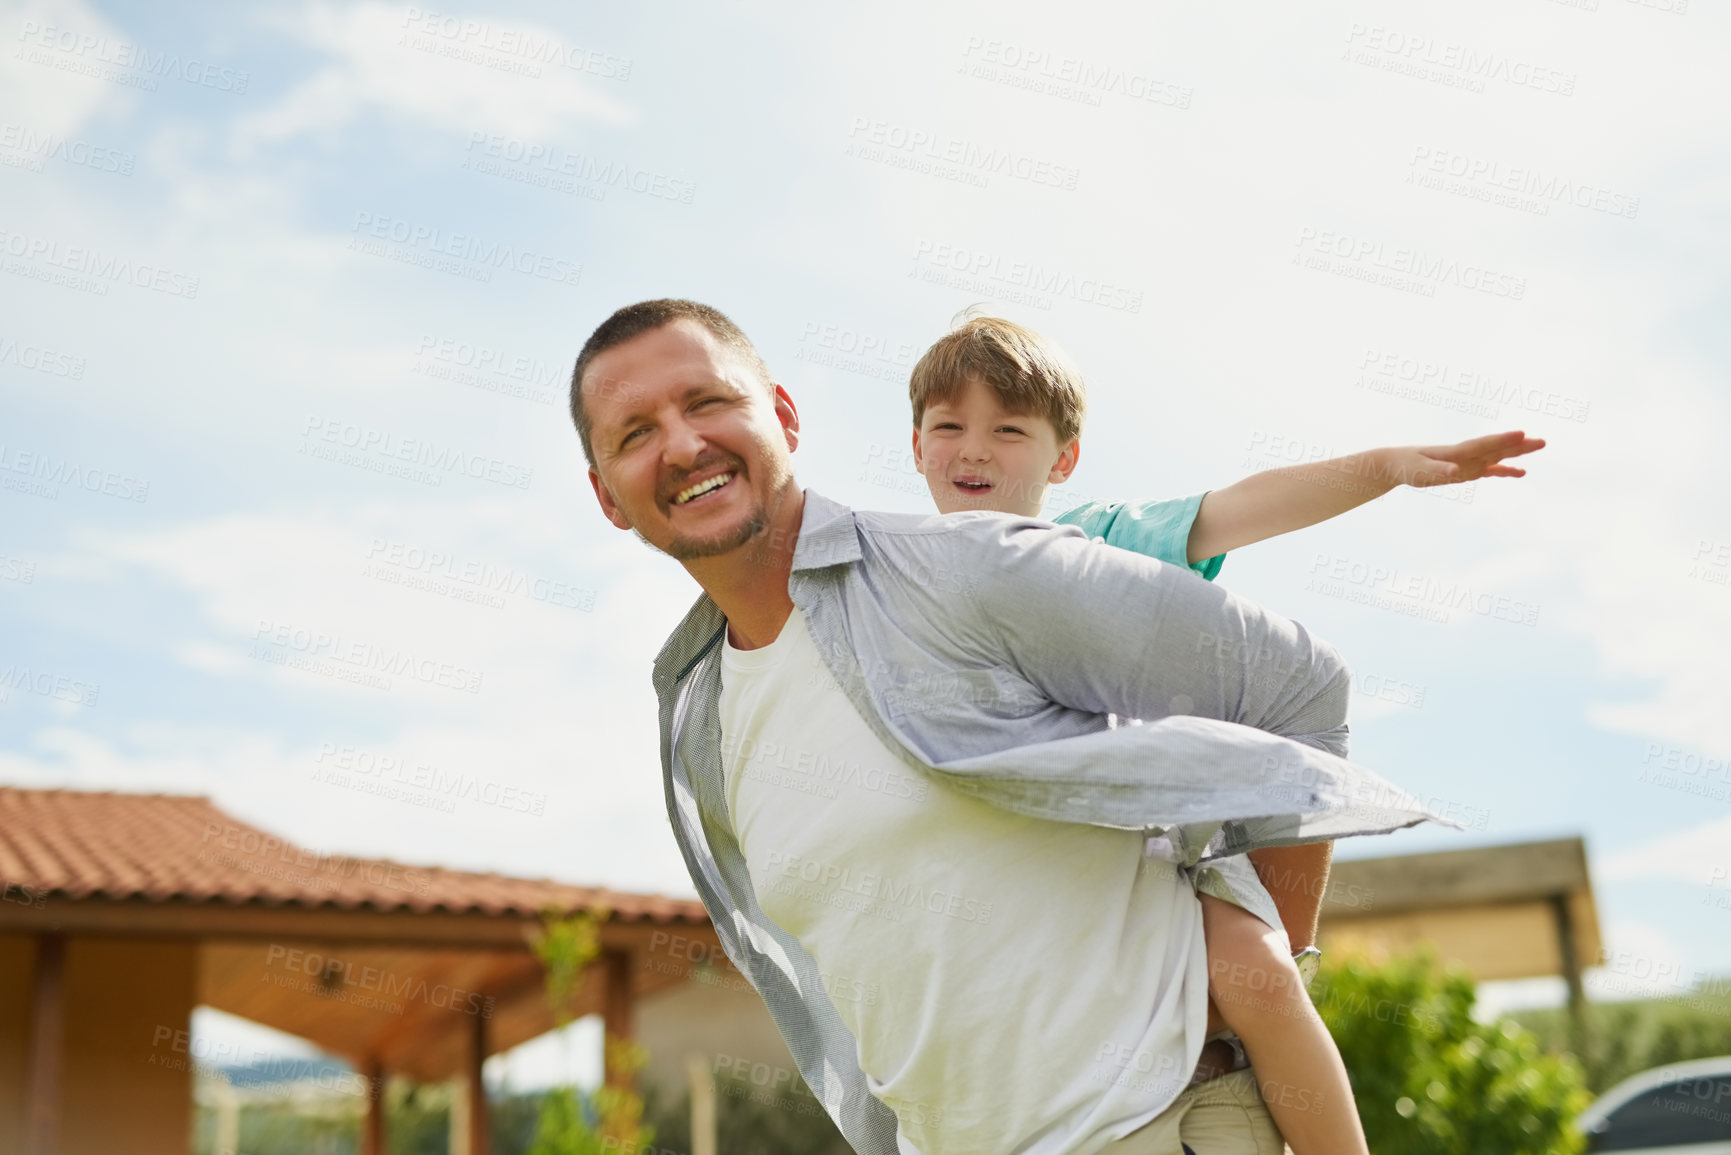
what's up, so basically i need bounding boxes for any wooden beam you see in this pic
[24,933,66,1155]
[1319,838,1591,917]
[0,898,710,950]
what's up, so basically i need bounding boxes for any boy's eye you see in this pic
[997,426,1025,436]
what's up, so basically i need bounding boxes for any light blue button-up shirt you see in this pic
[652,488,1448,1154]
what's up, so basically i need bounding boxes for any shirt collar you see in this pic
[790,487,862,572]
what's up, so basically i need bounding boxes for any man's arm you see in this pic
[1186,430,1545,564]
[1246,842,1332,950]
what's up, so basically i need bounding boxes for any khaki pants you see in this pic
[1098,1071,1289,1154]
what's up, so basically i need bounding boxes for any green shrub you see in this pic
[1315,950,1592,1155]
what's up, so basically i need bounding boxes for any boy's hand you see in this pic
[1384,430,1546,488]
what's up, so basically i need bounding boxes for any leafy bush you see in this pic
[1314,950,1592,1155]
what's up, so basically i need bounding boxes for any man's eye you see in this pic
[620,427,648,445]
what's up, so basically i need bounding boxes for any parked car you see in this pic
[1577,1056,1731,1152]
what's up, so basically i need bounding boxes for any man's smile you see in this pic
[671,470,737,506]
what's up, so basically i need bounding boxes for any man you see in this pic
[574,298,1443,1154]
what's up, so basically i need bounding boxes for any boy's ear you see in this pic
[1047,438,1080,483]
[911,426,924,471]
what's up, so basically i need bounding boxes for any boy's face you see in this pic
[912,374,1079,518]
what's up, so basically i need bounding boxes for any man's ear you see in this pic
[911,426,924,472]
[772,382,800,454]
[589,468,633,531]
[1047,438,1081,483]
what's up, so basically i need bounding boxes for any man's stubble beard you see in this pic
[637,459,793,562]
[642,507,772,561]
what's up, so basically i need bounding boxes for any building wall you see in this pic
[0,934,199,1155]
[636,975,801,1100]
[64,936,200,1154]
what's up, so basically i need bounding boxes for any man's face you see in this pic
[585,319,799,561]
[912,374,1078,518]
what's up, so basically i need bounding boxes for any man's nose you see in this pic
[661,411,707,466]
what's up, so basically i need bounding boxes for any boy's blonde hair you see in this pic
[908,314,1087,445]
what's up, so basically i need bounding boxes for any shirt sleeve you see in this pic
[958,514,1349,759]
[1051,492,1226,581]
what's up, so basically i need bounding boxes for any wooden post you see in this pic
[602,947,634,1087]
[1552,893,1590,1061]
[210,1076,242,1155]
[25,933,66,1155]
[686,1052,717,1155]
[467,1004,490,1155]
[361,1056,386,1155]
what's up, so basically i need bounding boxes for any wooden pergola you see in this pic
[0,788,725,1155]
[1317,836,1602,1044]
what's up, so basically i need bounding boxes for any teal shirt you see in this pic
[1051,491,1227,581]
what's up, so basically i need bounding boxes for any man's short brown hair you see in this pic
[569,298,772,468]
[907,315,1086,445]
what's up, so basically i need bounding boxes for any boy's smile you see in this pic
[913,375,1079,518]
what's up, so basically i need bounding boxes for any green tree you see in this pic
[1314,950,1592,1155]
[1511,976,1731,1093]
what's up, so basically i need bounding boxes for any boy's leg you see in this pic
[1200,894,1368,1155]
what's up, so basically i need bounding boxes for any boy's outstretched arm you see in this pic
[1186,430,1545,564]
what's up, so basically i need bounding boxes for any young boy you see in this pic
[906,315,1543,1155]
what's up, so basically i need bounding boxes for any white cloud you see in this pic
[9,500,704,893]
[235,1,634,149]
[1598,813,1731,887]
[0,0,131,140]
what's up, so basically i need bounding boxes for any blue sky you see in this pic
[3,0,1728,1085]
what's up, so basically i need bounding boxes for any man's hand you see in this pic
[1382,430,1546,488]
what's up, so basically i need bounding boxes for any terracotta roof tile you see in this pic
[0,787,706,923]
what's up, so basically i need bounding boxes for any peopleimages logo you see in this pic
[14,21,250,93]
[1294,227,1526,300]
[300,416,534,490]
[348,212,582,287]
[910,239,1143,313]
[0,225,200,298]
[0,123,135,175]
[846,117,1081,191]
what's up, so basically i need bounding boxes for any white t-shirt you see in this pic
[718,605,1209,1155]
